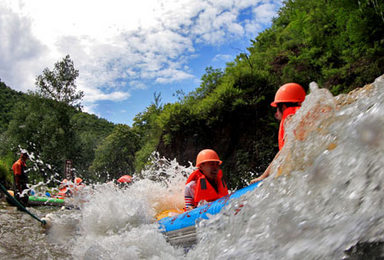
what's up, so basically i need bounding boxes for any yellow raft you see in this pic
[156,209,185,221]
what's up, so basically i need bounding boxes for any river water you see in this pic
[1,75,384,259]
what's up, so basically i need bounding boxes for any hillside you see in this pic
[0,80,115,185]
[133,0,384,188]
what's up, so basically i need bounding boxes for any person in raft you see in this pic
[74,177,85,192]
[185,149,229,210]
[251,82,306,184]
[12,152,29,206]
[58,177,85,198]
[58,179,72,198]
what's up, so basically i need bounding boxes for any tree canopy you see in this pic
[90,124,139,181]
[35,55,84,108]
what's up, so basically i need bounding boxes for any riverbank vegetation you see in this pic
[0,0,383,189]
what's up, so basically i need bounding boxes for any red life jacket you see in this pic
[12,159,26,176]
[186,169,228,207]
[278,106,301,150]
[58,187,69,198]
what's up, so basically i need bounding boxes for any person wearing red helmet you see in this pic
[251,83,306,183]
[58,178,72,198]
[116,175,133,188]
[271,83,306,150]
[74,177,85,193]
[184,149,228,210]
[74,177,83,185]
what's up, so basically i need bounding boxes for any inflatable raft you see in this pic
[27,195,65,206]
[6,190,65,207]
[158,181,261,246]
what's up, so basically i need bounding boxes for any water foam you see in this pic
[186,75,384,259]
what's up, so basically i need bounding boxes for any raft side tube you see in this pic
[27,196,65,206]
[158,181,261,233]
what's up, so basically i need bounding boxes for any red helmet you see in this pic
[117,175,132,183]
[196,149,222,167]
[271,83,306,107]
[75,177,83,184]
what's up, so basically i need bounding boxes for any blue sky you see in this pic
[0,0,283,126]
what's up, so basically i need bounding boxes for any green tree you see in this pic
[132,92,164,171]
[5,95,78,180]
[0,81,26,133]
[70,112,114,176]
[90,124,139,181]
[11,55,85,179]
[1,57,117,184]
[35,55,84,108]
[193,67,224,99]
[0,152,14,187]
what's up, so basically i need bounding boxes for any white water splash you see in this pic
[186,75,384,259]
[43,154,194,259]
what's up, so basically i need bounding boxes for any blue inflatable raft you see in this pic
[158,181,261,246]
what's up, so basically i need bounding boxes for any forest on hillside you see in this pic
[0,0,383,189]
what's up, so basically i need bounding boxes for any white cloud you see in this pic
[83,87,131,103]
[0,5,48,91]
[82,103,99,115]
[155,69,195,84]
[213,54,234,63]
[253,3,280,24]
[129,81,147,90]
[0,0,282,107]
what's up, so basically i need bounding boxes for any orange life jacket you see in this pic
[278,106,301,150]
[12,159,26,176]
[186,169,228,207]
[58,185,74,198]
